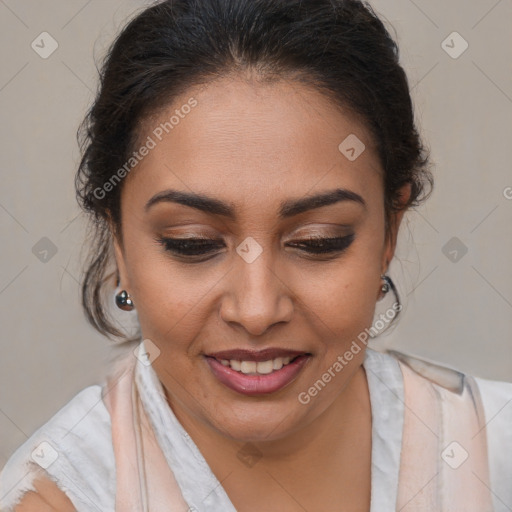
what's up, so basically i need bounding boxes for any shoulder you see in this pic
[384,347,512,411]
[0,385,115,512]
[473,374,512,511]
[473,373,512,414]
[8,475,76,511]
[383,348,512,511]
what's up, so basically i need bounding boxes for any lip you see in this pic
[205,348,310,362]
[204,354,312,395]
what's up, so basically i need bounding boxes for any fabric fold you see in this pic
[101,346,494,512]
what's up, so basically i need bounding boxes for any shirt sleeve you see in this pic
[0,385,116,512]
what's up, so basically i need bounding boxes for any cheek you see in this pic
[121,241,210,344]
[293,229,385,349]
[293,261,379,345]
[339,231,385,326]
[298,219,384,298]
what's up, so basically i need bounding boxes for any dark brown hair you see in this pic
[75,0,433,342]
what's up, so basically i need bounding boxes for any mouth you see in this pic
[205,353,307,375]
[204,349,312,395]
[205,347,310,363]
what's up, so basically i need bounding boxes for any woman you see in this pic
[1,0,511,510]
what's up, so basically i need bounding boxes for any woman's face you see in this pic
[113,76,407,442]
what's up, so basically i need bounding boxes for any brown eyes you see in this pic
[154,234,355,261]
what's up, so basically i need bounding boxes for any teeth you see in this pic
[230,360,242,371]
[218,356,299,375]
[273,357,283,370]
[256,360,274,374]
[240,361,257,374]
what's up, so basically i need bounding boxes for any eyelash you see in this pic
[154,234,355,260]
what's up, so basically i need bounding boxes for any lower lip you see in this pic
[204,355,311,396]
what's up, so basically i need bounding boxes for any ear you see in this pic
[381,183,412,273]
[107,214,131,291]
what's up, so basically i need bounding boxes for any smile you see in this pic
[204,354,312,395]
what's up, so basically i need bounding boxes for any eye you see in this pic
[154,234,355,260]
[154,236,224,258]
[286,234,355,255]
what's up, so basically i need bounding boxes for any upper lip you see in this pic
[205,348,310,362]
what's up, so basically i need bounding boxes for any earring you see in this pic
[369,274,402,339]
[115,290,134,311]
[379,274,401,310]
[380,274,391,294]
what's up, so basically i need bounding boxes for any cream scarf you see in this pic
[102,349,493,511]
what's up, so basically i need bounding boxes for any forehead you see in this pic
[124,76,383,213]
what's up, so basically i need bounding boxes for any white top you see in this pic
[1,347,512,511]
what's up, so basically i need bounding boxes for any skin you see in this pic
[16,75,411,512]
[109,75,411,511]
[15,476,75,511]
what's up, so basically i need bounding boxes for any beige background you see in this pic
[1,0,511,470]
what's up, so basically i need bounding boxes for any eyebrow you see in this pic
[144,187,366,219]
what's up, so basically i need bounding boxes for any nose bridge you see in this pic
[221,239,293,335]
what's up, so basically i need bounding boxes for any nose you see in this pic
[220,248,294,336]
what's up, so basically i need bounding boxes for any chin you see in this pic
[208,404,304,443]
